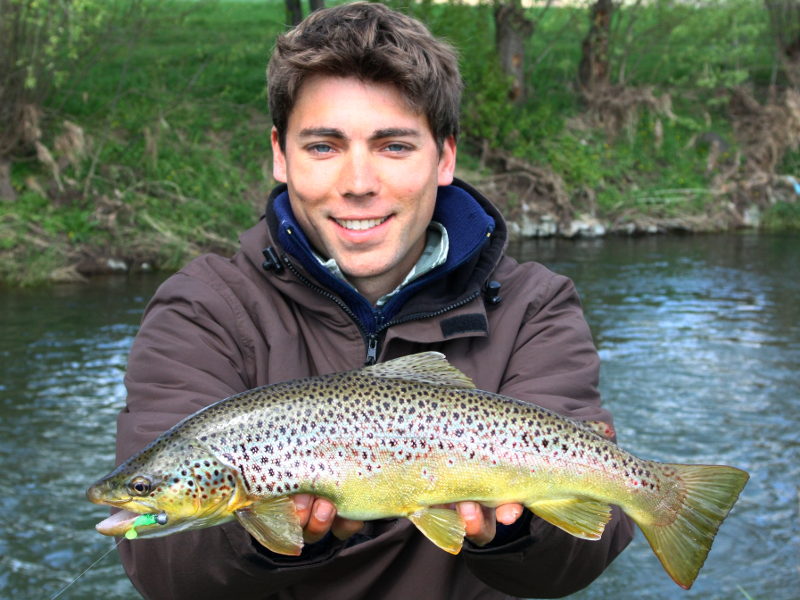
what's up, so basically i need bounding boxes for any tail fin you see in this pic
[637,464,749,589]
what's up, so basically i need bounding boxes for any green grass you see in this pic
[22,0,285,277]
[393,0,782,216]
[3,0,798,285]
[762,200,800,230]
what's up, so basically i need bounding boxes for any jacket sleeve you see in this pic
[115,272,350,599]
[461,268,634,597]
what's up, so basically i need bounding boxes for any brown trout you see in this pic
[87,352,748,589]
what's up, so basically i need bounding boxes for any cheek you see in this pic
[395,183,437,224]
[286,164,336,210]
[288,186,324,223]
[287,189,329,250]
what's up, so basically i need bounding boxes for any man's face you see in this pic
[272,75,456,301]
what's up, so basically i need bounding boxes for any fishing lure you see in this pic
[50,512,168,600]
[124,512,169,539]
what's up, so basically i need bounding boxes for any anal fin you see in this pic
[235,496,303,555]
[408,507,466,554]
[526,498,612,540]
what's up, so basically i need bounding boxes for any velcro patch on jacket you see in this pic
[440,314,488,337]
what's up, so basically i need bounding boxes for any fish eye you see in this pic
[128,476,152,496]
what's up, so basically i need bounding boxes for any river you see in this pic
[1,233,797,599]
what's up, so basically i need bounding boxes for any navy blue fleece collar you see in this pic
[273,185,495,332]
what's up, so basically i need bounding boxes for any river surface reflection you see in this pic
[1,233,797,599]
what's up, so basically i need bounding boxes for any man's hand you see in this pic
[458,501,524,546]
[292,494,364,543]
[292,495,524,547]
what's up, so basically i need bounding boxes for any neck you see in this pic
[347,238,426,305]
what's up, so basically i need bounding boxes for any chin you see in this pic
[342,260,394,279]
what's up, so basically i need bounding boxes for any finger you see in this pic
[331,516,364,541]
[303,497,336,543]
[459,501,496,546]
[292,494,314,528]
[496,503,524,525]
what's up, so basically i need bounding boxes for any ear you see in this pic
[437,135,457,186]
[271,127,287,183]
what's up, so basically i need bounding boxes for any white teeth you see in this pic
[336,217,388,231]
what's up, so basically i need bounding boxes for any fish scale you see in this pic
[88,351,748,590]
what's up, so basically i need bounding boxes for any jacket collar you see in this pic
[255,178,507,335]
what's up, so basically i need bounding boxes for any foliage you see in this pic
[0,0,116,160]
[762,200,800,230]
[654,0,771,97]
[394,0,773,217]
[5,0,281,283]
[2,0,798,285]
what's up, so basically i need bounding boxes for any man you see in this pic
[117,3,632,598]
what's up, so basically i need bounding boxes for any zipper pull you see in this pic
[365,334,379,365]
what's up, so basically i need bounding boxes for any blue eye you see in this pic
[309,143,334,154]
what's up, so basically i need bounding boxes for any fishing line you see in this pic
[48,537,124,600]
[49,513,166,599]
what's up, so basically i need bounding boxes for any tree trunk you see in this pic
[0,158,16,202]
[766,0,800,89]
[578,0,614,95]
[285,0,302,26]
[494,2,534,104]
[309,0,325,13]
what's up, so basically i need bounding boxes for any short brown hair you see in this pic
[267,2,462,151]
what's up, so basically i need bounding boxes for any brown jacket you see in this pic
[116,180,633,599]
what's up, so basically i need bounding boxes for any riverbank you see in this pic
[16,185,795,284]
[2,0,799,285]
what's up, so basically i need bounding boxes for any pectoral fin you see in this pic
[526,498,612,540]
[235,496,303,555]
[408,507,466,554]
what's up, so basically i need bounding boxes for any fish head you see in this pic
[87,435,248,539]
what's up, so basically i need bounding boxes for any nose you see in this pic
[339,146,378,199]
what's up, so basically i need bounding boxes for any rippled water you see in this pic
[1,233,797,599]
[0,277,161,599]
[519,234,800,600]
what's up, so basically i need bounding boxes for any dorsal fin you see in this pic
[363,352,475,389]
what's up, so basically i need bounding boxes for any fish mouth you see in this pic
[88,486,161,536]
[95,505,171,537]
[95,496,132,507]
[95,509,143,536]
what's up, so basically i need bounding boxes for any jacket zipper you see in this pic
[365,334,379,365]
[363,290,482,364]
[379,289,482,331]
[280,254,482,365]
[281,255,372,351]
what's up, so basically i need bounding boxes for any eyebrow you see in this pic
[372,128,422,140]
[297,127,422,141]
[298,127,346,139]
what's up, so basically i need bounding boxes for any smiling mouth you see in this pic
[334,216,389,231]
